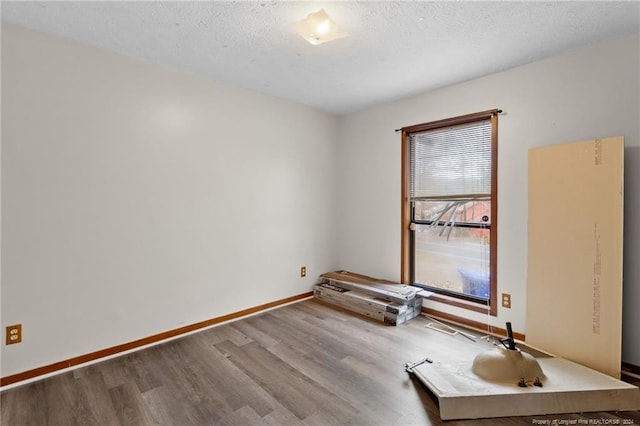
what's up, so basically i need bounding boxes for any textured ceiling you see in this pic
[2,1,639,115]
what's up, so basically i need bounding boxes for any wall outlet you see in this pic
[502,293,511,309]
[6,324,22,345]
[300,266,307,277]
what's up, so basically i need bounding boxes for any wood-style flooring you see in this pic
[2,299,639,425]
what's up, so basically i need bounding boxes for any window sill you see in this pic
[424,293,492,315]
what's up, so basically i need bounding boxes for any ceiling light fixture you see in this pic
[294,9,348,46]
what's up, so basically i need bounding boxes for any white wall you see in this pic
[337,35,640,365]
[1,23,339,377]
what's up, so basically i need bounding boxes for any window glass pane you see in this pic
[413,221,490,300]
[414,200,491,225]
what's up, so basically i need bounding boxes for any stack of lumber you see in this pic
[314,271,423,326]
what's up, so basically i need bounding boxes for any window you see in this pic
[401,110,499,315]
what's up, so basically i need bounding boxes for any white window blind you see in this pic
[409,120,492,200]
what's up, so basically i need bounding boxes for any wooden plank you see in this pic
[215,340,360,423]
[321,271,418,296]
[526,136,624,378]
[320,277,418,304]
[314,291,407,326]
[321,270,399,285]
[314,283,414,314]
[108,382,156,425]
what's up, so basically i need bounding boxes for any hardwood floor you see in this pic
[2,299,639,425]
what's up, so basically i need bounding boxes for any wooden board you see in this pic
[321,271,419,305]
[412,357,640,420]
[315,283,413,315]
[313,284,421,325]
[526,137,624,377]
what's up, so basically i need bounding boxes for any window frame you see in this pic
[400,109,499,316]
